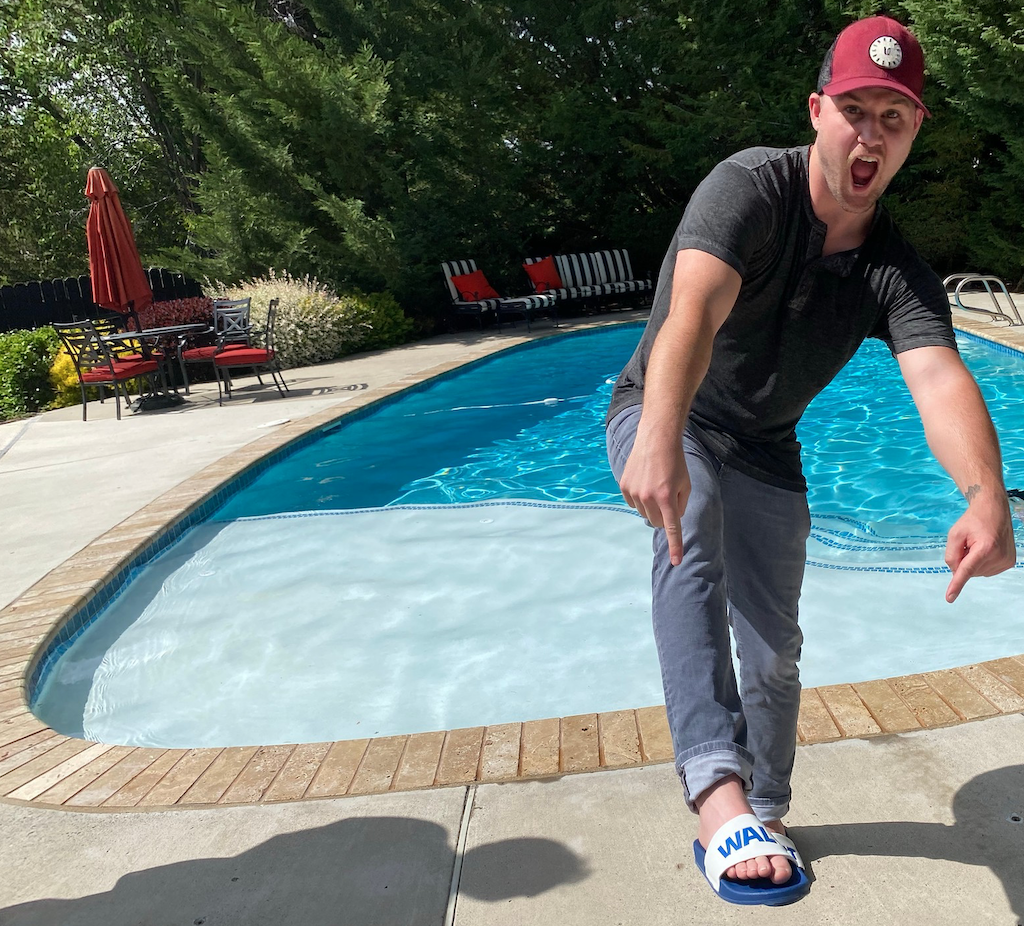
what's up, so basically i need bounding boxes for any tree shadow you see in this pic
[1,815,589,926]
[795,765,1024,917]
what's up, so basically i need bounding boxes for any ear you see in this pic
[912,107,925,139]
[808,92,823,131]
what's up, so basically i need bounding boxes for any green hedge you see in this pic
[0,327,59,421]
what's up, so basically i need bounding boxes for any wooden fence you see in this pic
[0,268,203,333]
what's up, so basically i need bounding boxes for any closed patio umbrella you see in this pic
[85,166,153,315]
[84,166,176,413]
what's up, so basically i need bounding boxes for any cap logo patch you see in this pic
[869,35,903,69]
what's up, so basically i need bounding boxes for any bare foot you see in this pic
[695,775,792,884]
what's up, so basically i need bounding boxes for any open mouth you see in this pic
[851,157,879,189]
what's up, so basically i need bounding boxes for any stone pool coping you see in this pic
[2,316,1023,812]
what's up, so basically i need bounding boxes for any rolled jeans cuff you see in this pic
[677,741,754,814]
[678,742,791,821]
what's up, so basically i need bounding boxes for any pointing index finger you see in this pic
[945,548,979,603]
[662,503,684,566]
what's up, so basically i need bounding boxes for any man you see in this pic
[606,15,1017,906]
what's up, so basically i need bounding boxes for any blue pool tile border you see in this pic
[232,499,639,523]
[956,327,1024,358]
[808,559,1024,573]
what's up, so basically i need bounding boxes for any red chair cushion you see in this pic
[80,359,159,382]
[450,269,499,301]
[182,344,248,361]
[213,348,274,367]
[523,256,563,294]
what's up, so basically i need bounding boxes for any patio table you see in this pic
[102,323,207,411]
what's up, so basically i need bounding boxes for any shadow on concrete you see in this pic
[1,816,453,926]
[0,816,591,926]
[796,764,1024,918]
[459,837,591,900]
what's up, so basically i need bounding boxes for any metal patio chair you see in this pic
[178,298,253,394]
[211,298,289,405]
[53,320,160,420]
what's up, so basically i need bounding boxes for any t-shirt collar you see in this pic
[802,144,883,277]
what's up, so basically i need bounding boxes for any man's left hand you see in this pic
[944,496,1017,603]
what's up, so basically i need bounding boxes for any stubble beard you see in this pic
[819,148,883,215]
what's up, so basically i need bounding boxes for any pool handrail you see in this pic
[944,273,1024,327]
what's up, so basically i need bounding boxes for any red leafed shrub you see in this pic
[137,297,214,329]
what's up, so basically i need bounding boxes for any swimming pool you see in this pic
[32,325,1024,747]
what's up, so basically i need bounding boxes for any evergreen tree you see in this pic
[502,0,846,273]
[897,0,1024,284]
[147,0,397,289]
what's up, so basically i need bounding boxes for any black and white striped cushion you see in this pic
[555,253,601,289]
[592,249,634,284]
[441,259,480,304]
[526,250,647,299]
[502,293,558,310]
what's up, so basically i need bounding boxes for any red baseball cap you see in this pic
[817,16,930,118]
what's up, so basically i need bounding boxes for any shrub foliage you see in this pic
[209,270,412,369]
[137,297,215,330]
[0,327,59,420]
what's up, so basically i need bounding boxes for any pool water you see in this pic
[212,325,1024,553]
[211,328,635,518]
[33,325,1024,747]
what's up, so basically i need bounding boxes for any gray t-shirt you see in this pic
[607,145,956,491]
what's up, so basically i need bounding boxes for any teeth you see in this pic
[856,156,878,163]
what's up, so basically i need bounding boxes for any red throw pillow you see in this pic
[523,256,563,294]
[450,269,499,301]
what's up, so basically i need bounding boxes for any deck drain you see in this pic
[1008,813,1022,823]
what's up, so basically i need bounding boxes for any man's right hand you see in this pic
[615,249,740,565]
[618,433,691,565]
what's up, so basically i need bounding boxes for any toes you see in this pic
[728,859,765,880]
[724,863,748,881]
[727,857,792,882]
[770,856,793,884]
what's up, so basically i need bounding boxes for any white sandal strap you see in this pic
[702,813,793,891]
[766,830,805,870]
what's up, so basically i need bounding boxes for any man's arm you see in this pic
[617,249,741,565]
[897,345,1017,602]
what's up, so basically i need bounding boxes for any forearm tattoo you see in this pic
[964,484,981,503]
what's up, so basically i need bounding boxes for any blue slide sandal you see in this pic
[693,813,810,906]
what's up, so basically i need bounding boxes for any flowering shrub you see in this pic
[137,296,214,330]
[208,270,412,368]
[48,348,83,408]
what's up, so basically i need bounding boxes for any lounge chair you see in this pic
[440,260,558,332]
[523,249,652,312]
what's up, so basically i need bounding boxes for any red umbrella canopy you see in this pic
[85,167,153,313]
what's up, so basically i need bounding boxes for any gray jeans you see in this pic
[606,405,810,822]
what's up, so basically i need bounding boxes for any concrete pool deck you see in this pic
[1,305,1023,923]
